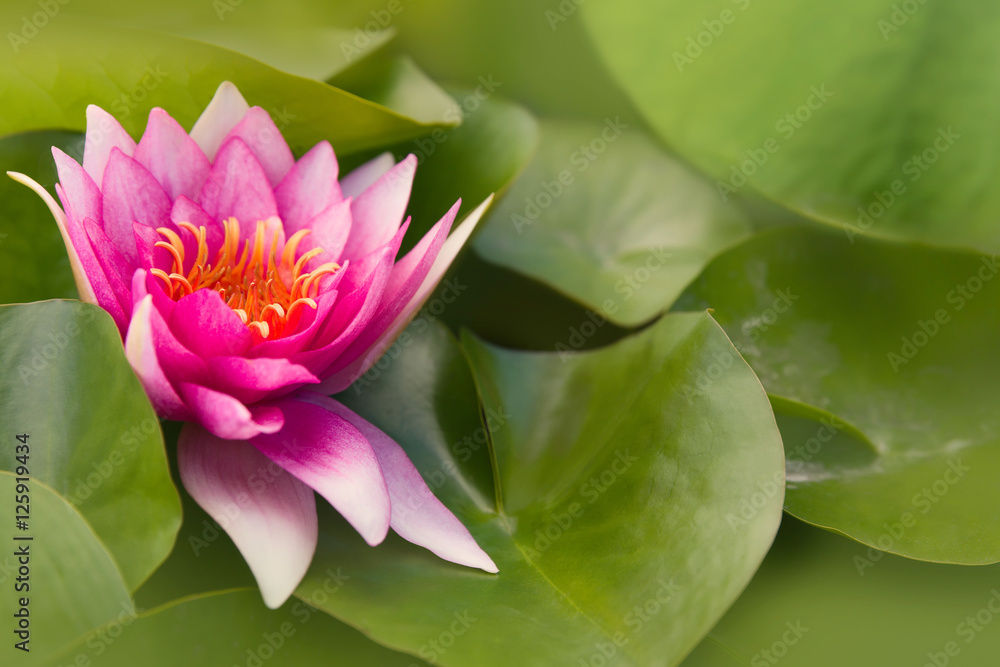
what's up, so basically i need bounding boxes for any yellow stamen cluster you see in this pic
[151,218,339,341]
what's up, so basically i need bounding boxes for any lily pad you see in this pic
[0,20,454,156]
[44,589,429,667]
[583,0,1000,252]
[0,300,181,589]
[674,227,1000,563]
[474,119,749,326]
[682,518,1000,666]
[0,473,134,666]
[295,315,783,667]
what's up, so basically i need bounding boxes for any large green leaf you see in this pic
[331,53,460,127]
[674,227,1000,563]
[0,20,453,156]
[43,589,429,667]
[682,518,1000,666]
[291,315,782,667]
[0,131,81,305]
[583,0,1000,252]
[474,119,749,327]
[0,473,133,666]
[0,301,181,588]
[326,0,645,121]
[400,88,538,249]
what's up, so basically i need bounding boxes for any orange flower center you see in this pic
[151,218,339,342]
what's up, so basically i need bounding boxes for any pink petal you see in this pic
[169,288,253,358]
[320,196,492,393]
[339,152,395,198]
[6,171,97,304]
[250,397,391,546]
[332,202,458,369]
[190,81,250,161]
[178,382,284,440]
[102,148,173,266]
[134,108,212,201]
[341,154,416,261]
[300,198,352,269]
[225,107,295,187]
[204,356,319,405]
[179,424,317,609]
[131,266,176,320]
[295,246,396,376]
[301,393,497,572]
[275,141,342,234]
[199,138,279,233]
[124,295,191,420]
[133,221,168,271]
[247,278,343,360]
[83,219,134,332]
[82,105,136,187]
[131,271,211,382]
[170,196,225,270]
[53,147,103,229]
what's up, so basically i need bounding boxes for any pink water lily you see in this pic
[10,81,497,608]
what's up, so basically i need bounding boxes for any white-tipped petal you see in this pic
[302,394,498,573]
[6,171,97,304]
[190,81,251,161]
[179,424,318,609]
[339,152,395,198]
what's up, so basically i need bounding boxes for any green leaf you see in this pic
[178,27,393,82]
[0,473,133,666]
[339,0,645,121]
[473,119,749,327]
[43,589,429,667]
[0,20,452,156]
[682,518,1000,667]
[296,315,783,667]
[674,226,1000,563]
[583,0,1000,252]
[0,300,181,589]
[400,87,539,249]
[331,53,461,127]
[0,131,81,305]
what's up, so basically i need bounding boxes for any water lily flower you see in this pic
[10,82,497,608]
